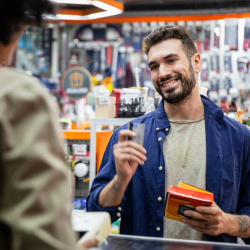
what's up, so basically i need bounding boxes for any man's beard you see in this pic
[155,65,196,104]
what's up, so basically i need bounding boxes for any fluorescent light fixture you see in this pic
[47,0,123,20]
[50,0,92,4]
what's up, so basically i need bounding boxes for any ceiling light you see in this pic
[50,0,92,4]
[47,0,123,20]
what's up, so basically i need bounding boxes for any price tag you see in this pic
[72,144,87,155]
[98,95,110,105]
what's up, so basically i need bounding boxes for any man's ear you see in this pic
[191,53,201,74]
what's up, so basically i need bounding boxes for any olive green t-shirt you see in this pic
[163,118,206,241]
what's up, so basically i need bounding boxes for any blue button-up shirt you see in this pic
[87,95,250,244]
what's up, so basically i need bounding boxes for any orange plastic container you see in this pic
[62,130,112,174]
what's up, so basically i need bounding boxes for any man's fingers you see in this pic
[195,205,219,215]
[116,147,147,161]
[116,153,145,165]
[188,224,209,234]
[114,140,147,154]
[119,130,136,142]
[183,218,208,229]
[184,210,207,220]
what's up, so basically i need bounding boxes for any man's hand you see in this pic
[182,202,230,236]
[98,129,147,208]
[113,129,147,184]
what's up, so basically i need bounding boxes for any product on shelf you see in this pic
[236,109,244,123]
[201,58,209,81]
[225,18,238,50]
[243,18,250,51]
[213,23,221,48]
[224,54,233,73]
[203,24,211,51]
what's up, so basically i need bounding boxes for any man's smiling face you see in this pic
[147,38,197,104]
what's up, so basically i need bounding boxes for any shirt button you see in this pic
[118,207,122,211]
[159,166,163,170]
[156,128,159,130]
[117,212,121,217]
[158,197,162,201]
[165,128,169,131]
[158,137,162,141]
[156,227,160,231]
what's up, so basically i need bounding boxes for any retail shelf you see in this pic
[90,118,133,190]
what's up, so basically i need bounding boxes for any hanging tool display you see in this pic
[244,19,250,51]
[224,54,233,73]
[204,24,211,51]
[201,58,209,81]
[225,19,238,50]
[211,54,220,73]
[213,23,221,48]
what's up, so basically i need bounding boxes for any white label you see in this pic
[224,45,230,52]
[72,144,87,155]
[98,95,110,106]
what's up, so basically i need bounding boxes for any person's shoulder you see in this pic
[0,67,37,83]
[223,115,250,136]
[0,68,49,99]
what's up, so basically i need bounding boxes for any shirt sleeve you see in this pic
[0,82,78,250]
[236,127,250,244]
[86,130,128,223]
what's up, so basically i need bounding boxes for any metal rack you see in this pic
[90,118,133,190]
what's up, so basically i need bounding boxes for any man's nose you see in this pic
[159,64,171,79]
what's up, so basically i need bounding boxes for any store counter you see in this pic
[97,234,249,250]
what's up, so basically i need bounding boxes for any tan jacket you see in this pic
[0,68,77,250]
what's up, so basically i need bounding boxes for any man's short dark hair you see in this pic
[144,25,197,61]
[0,0,54,45]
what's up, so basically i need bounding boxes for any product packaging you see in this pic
[213,23,221,48]
[223,77,232,91]
[164,182,213,222]
[224,54,233,73]
[225,19,238,50]
[187,21,196,43]
[133,22,142,51]
[210,77,220,91]
[201,58,209,81]
[195,21,203,53]
[236,109,243,124]
[204,24,211,51]
[237,57,249,81]
[210,54,220,73]
[243,18,250,51]
[122,23,133,47]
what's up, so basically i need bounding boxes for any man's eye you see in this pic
[169,59,176,63]
[150,65,158,71]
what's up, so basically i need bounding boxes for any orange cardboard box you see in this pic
[164,182,214,222]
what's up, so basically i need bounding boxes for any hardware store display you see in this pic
[3,0,250,247]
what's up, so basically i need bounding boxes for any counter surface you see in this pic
[97,234,250,250]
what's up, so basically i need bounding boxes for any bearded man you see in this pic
[87,26,250,244]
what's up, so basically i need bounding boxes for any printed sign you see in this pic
[62,67,92,100]
[98,95,110,106]
[72,144,87,156]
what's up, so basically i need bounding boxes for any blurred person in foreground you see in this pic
[87,26,250,244]
[0,1,99,249]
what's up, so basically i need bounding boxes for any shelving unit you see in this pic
[90,118,133,189]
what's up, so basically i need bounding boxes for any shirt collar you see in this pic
[201,95,224,123]
[153,95,224,131]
